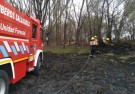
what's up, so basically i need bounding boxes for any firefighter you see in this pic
[90,37,94,56]
[90,36,98,57]
[100,37,110,51]
[90,37,94,46]
[104,38,110,45]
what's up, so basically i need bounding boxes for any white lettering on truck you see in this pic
[0,4,30,27]
[0,23,26,36]
[15,28,26,35]
[0,23,14,33]
[16,14,30,27]
[0,4,15,19]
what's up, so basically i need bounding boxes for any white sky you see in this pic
[74,0,83,7]
[73,0,124,11]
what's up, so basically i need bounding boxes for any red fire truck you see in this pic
[0,0,43,94]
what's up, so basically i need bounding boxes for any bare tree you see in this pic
[6,0,135,46]
[105,0,125,40]
[72,0,86,46]
[63,0,71,48]
[6,0,29,12]
[32,0,50,26]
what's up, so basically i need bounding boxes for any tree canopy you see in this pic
[6,0,135,46]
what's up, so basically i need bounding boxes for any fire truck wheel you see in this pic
[33,57,41,75]
[0,70,9,94]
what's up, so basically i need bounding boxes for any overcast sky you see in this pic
[74,0,83,6]
[73,0,124,10]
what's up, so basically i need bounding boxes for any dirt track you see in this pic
[8,46,135,94]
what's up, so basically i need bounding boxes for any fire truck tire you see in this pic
[0,70,9,94]
[33,57,41,75]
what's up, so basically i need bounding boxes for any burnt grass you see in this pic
[9,45,135,94]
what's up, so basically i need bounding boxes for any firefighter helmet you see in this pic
[91,37,95,40]
[94,36,97,38]
[105,38,110,41]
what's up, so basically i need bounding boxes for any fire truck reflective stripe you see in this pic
[22,42,26,51]
[26,46,30,53]
[0,36,29,42]
[0,59,11,65]
[3,41,12,52]
[11,46,18,55]
[0,58,15,79]
[20,46,24,54]
[0,46,8,57]
[14,57,29,63]
[29,55,34,58]
[14,42,20,51]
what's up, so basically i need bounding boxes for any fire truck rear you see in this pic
[0,0,43,94]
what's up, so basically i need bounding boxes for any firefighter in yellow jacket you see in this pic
[90,36,98,57]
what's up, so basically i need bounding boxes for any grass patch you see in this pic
[119,56,130,60]
[118,51,135,60]
[44,45,89,54]
[104,53,114,56]
[119,55,135,60]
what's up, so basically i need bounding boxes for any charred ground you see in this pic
[9,44,135,94]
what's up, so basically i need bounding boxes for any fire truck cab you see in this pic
[0,0,43,94]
